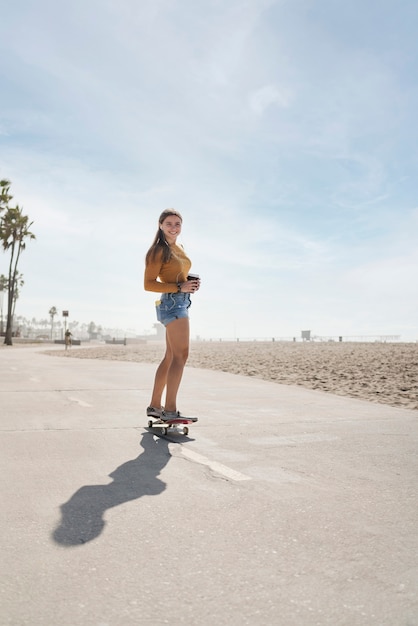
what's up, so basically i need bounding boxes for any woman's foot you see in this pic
[162,410,198,422]
[146,406,164,418]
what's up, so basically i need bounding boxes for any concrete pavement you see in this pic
[0,345,417,625]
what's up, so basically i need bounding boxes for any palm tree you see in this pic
[0,183,10,330]
[0,274,7,335]
[0,180,12,213]
[49,306,58,340]
[11,274,24,319]
[1,205,36,345]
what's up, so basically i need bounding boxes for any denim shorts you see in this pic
[155,292,192,327]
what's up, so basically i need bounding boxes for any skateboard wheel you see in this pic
[148,420,153,428]
[183,427,189,436]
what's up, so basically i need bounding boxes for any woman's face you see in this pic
[160,214,182,244]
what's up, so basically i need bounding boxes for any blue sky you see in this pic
[1,0,417,340]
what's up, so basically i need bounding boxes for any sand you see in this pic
[46,340,418,411]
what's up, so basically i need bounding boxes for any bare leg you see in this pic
[164,317,190,412]
[149,337,173,409]
[149,317,189,411]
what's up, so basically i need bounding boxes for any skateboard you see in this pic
[147,417,198,436]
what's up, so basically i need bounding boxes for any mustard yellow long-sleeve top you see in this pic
[144,244,192,293]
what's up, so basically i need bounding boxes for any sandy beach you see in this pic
[46,340,418,411]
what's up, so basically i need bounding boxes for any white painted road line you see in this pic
[179,447,251,482]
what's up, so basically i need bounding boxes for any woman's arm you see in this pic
[144,254,179,293]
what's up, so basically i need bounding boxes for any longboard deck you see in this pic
[147,417,198,436]
[148,417,198,425]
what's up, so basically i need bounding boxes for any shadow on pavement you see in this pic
[52,432,170,547]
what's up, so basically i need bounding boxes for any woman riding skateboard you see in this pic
[144,209,200,422]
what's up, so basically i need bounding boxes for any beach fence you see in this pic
[199,335,402,343]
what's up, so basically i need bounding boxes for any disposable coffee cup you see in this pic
[187,273,200,281]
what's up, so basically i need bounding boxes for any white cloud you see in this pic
[249,84,292,115]
[1,0,417,340]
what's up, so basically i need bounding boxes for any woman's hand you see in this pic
[181,278,200,293]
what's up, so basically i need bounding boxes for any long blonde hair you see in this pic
[145,209,183,264]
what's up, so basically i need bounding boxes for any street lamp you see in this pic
[62,310,69,331]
